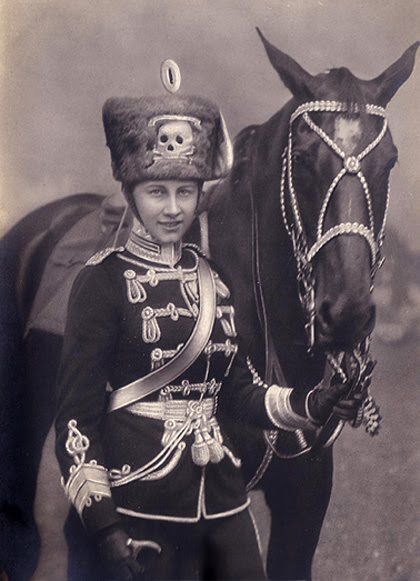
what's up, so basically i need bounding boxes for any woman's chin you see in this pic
[152,224,189,244]
[153,231,184,245]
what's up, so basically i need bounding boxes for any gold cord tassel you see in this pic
[201,417,224,464]
[209,417,223,444]
[191,429,210,466]
[205,433,225,463]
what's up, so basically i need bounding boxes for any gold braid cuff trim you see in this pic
[265,385,316,431]
[62,420,111,515]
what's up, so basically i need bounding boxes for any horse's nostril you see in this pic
[317,299,376,345]
[319,301,334,328]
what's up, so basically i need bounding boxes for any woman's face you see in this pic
[131,180,200,244]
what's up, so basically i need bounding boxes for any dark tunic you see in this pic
[55,239,274,537]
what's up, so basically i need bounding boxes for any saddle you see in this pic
[25,194,129,336]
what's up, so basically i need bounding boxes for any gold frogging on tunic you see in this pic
[141,303,194,343]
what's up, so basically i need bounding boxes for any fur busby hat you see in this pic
[103,91,233,184]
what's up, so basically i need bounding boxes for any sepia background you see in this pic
[1,1,419,580]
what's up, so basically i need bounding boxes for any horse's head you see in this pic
[258,29,418,351]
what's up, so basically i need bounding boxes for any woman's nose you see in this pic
[164,194,181,216]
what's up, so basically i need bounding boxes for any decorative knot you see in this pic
[123,269,136,280]
[142,306,155,321]
[146,269,159,287]
[344,156,361,174]
[65,420,90,465]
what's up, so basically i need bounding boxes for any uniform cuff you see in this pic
[265,385,316,431]
[82,496,122,537]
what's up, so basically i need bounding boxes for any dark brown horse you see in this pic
[204,30,418,578]
[0,34,418,580]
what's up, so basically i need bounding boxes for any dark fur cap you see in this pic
[103,95,232,183]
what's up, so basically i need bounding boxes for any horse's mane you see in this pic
[201,124,258,213]
[229,124,258,194]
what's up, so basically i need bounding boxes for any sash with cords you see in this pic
[108,257,216,413]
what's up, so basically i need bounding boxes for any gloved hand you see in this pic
[306,378,366,425]
[95,524,144,581]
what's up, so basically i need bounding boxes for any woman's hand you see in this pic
[306,380,364,425]
[95,525,145,581]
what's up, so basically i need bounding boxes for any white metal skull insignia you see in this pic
[153,120,195,161]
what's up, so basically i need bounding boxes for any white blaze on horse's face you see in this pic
[334,117,362,155]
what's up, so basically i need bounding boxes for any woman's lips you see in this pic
[159,221,183,231]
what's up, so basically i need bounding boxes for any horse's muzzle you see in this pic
[316,299,376,349]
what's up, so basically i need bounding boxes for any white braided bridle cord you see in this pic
[280,100,390,347]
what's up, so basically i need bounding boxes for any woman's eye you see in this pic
[149,189,164,196]
[178,189,193,197]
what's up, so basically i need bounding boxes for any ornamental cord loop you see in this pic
[61,420,111,515]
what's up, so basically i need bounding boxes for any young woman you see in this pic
[55,76,359,581]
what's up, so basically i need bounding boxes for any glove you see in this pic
[306,379,365,425]
[95,525,144,581]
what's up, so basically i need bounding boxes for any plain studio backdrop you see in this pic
[0,1,419,580]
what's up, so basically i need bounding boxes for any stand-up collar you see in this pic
[125,223,182,267]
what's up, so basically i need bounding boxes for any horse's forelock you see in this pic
[325,67,368,114]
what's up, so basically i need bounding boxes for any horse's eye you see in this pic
[292,150,312,169]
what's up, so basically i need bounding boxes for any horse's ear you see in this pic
[369,41,419,106]
[256,27,315,100]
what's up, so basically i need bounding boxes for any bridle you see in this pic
[248,100,388,470]
[203,101,387,477]
[280,100,389,349]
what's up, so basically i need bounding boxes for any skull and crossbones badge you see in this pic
[151,118,196,162]
[148,60,201,164]
[153,121,194,161]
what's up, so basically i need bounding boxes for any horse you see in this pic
[204,30,419,579]
[0,33,418,580]
[0,194,107,579]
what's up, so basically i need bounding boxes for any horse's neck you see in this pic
[206,131,260,350]
[252,106,324,386]
[208,101,325,388]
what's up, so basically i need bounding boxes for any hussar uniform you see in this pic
[55,64,315,580]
